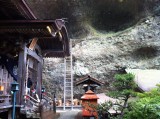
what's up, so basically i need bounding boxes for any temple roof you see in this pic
[0,0,70,58]
[0,20,70,57]
[0,0,36,20]
[75,75,104,86]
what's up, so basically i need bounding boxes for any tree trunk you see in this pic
[120,97,129,119]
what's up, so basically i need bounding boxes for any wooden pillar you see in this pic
[37,61,42,99]
[17,51,23,105]
[17,44,27,105]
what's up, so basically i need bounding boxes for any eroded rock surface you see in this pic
[36,1,160,95]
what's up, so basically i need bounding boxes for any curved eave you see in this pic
[43,20,70,58]
[0,19,70,58]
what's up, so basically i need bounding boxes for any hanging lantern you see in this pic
[0,85,4,91]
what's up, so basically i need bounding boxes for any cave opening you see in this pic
[88,0,145,32]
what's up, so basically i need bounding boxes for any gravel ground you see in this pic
[57,110,81,119]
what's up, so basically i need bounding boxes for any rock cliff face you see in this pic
[27,0,158,37]
[28,0,160,95]
[72,15,160,93]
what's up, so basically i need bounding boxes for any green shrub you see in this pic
[124,86,160,119]
[108,73,136,119]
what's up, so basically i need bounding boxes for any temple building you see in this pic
[0,0,70,118]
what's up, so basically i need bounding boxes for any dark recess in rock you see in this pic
[133,46,158,60]
[26,0,156,38]
[88,0,144,32]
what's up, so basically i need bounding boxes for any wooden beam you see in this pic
[0,20,58,25]
[12,0,37,19]
[27,48,42,63]
[29,38,38,50]
[42,50,64,54]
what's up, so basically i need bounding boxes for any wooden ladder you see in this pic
[63,41,73,110]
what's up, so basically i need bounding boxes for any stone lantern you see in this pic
[11,82,19,119]
[81,90,99,119]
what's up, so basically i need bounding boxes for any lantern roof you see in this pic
[81,90,99,100]
[75,75,104,86]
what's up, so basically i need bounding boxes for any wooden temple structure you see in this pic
[0,0,70,118]
[75,75,104,92]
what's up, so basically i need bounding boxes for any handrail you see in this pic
[24,94,40,103]
[0,95,11,102]
[26,98,39,107]
[42,93,53,110]
[42,94,52,101]
[0,95,11,97]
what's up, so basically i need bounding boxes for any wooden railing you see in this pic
[42,93,53,111]
[21,94,41,116]
[0,95,12,107]
[24,94,40,106]
[0,65,14,108]
[0,65,14,94]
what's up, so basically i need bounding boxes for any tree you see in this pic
[124,84,160,119]
[109,73,136,119]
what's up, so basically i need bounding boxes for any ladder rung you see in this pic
[66,79,71,81]
[65,94,71,97]
[66,76,71,78]
[65,98,71,100]
[65,97,71,99]
[66,70,71,72]
[66,58,71,60]
[66,78,71,80]
[66,83,71,87]
[65,91,71,93]
[66,90,71,92]
[66,83,71,85]
[66,79,71,80]
[65,93,71,95]
[66,78,71,81]
[66,86,71,88]
[66,80,71,82]
[65,94,71,95]
[66,85,71,87]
